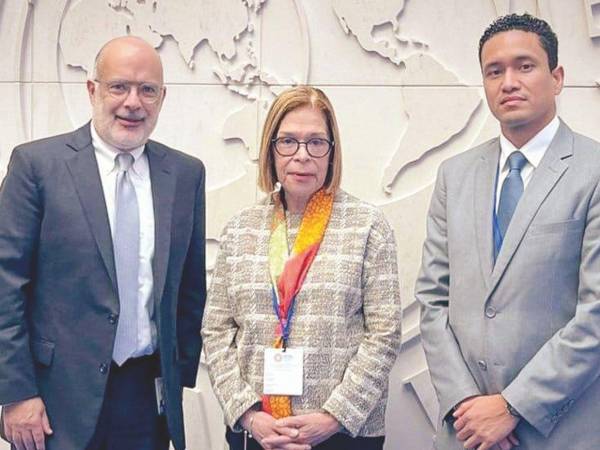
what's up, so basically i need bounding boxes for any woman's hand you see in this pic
[262,412,341,448]
[240,410,310,450]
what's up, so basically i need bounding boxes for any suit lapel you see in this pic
[488,121,573,295]
[473,140,500,289]
[65,123,118,292]
[147,142,175,306]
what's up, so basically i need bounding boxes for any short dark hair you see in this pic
[479,13,558,71]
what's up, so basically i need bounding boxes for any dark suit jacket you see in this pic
[0,123,206,450]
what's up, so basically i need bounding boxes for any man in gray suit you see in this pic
[416,13,600,450]
[0,36,205,450]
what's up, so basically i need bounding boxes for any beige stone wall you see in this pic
[1,1,599,449]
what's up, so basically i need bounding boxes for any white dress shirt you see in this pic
[91,124,157,357]
[495,116,560,211]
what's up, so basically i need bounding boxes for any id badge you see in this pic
[154,377,166,416]
[263,348,304,396]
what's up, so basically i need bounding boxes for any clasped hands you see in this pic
[241,410,341,450]
[452,394,520,450]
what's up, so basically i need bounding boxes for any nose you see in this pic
[293,142,311,161]
[501,68,520,92]
[123,86,142,110]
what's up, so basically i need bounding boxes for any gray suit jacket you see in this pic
[416,121,600,449]
[0,123,206,450]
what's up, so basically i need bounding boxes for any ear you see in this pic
[86,79,97,103]
[551,65,564,96]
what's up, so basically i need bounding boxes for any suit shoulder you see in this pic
[334,189,387,220]
[11,130,79,159]
[149,140,205,174]
[333,190,395,237]
[215,203,271,247]
[441,138,497,170]
[225,203,270,228]
[572,130,600,157]
[567,131,600,184]
[435,138,498,183]
[149,140,204,167]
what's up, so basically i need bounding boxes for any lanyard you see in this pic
[267,190,333,353]
[271,287,296,350]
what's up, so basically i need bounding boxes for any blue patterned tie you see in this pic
[497,151,527,239]
[112,153,140,366]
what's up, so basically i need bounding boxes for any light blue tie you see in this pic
[497,151,527,239]
[112,153,140,366]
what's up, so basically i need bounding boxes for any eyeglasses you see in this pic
[94,79,163,104]
[272,137,334,158]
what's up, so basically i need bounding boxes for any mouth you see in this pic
[501,96,525,105]
[289,172,313,179]
[116,115,145,127]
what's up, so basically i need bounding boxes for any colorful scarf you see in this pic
[262,189,334,418]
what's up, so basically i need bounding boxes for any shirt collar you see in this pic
[91,122,146,176]
[499,116,560,171]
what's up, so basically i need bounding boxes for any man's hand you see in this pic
[2,397,53,450]
[262,412,341,448]
[452,394,519,450]
[240,410,309,450]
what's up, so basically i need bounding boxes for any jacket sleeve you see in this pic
[200,224,261,430]
[415,162,481,422]
[502,176,600,437]
[321,210,402,436]
[0,147,42,405]
[176,161,207,387]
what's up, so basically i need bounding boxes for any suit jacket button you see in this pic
[108,314,118,325]
[485,307,497,318]
[99,363,109,374]
[477,360,487,371]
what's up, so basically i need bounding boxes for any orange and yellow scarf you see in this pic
[262,189,334,418]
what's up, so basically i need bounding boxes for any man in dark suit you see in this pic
[0,36,206,450]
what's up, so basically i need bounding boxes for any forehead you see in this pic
[481,30,547,65]
[98,43,163,83]
[278,105,327,130]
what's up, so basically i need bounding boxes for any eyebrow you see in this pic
[484,54,537,68]
[277,131,329,138]
[513,55,536,62]
[103,78,160,85]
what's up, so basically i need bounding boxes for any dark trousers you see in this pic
[86,354,169,450]
[226,428,385,450]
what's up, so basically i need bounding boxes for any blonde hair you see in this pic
[258,86,342,196]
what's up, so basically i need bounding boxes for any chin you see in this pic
[114,132,147,148]
[111,138,144,151]
[503,118,533,130]
[496,111,530,127]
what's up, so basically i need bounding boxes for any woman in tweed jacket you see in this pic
[201,86,402,450]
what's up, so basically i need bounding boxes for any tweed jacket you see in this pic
[201,190,401,437]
